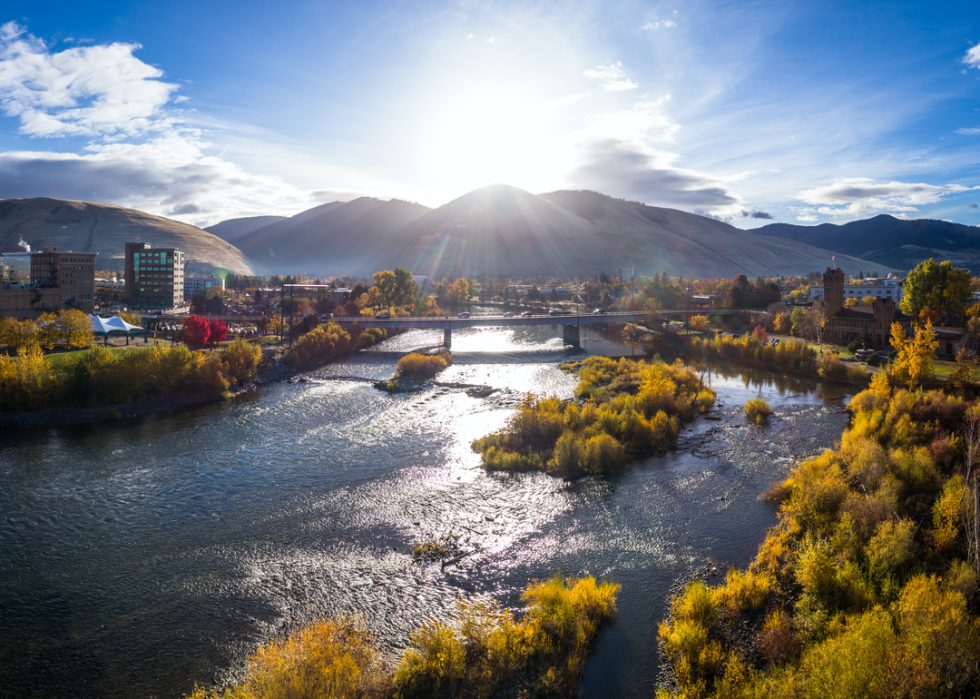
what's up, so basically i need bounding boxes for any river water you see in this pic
[0,326,850,698]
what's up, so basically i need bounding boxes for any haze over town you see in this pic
[1,0,979,229]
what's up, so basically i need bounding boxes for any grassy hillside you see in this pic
[0,197,255,275]
[205,215,286,242]
[233,197,431,275]
[754,214,980,272]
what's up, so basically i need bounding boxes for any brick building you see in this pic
[29,246,97,312]
[822,267,913,347]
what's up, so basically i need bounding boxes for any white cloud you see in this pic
[965,42,980,69]
[958,126,980,135]
[486,37,495,43]
[0,21,180,137]
[566,97,743,213]
[583,61,638,91]
[797,177,976,217]
[466,33,474,39]
[641,20,677,30]
[0,133,333,227]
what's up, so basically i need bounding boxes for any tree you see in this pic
[57,309,93,349]
[889,321,938,389]
[36,312,61,350]
[373,268,415,308]
[183,315,211,349]
[901,259,973,324]
[208,318,228,346]
[689,315,710,332]
[774,311,792,335]
[0,317,38,353]
[446,279,470,305]
[550,287,559,303]
[524,285,542,303]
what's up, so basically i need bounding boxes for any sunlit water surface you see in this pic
[0,326,850,698]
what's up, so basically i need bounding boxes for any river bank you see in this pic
[0,326,853,699]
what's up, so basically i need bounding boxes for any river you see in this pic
[0,325,850,698]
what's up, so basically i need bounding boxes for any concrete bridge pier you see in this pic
[562,324,580,348]
[444,328,452,349]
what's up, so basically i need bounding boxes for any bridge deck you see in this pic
[331,311,650,330]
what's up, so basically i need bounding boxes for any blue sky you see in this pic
[0,0,978,229]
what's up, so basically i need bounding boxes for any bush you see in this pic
[744,397,773,424]
[395,352,452,378]
[222,338,262,385]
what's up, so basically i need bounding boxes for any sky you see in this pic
[0,0,979,230]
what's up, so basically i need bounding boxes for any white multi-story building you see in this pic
[184,275,225,296]
[810,278,903,304]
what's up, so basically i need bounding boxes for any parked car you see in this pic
[502,311,514,317]
[458,312,471,318]
[375,312,391,319]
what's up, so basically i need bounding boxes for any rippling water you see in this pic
[0,326,850,698]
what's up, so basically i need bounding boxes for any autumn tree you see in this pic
[901,259,973,324]
[183,315,211,349]
[373,268,416,308]
[889,321,938,389]
[774,311,792,335]
[57,309,93,349]
[36,313,61,350]
[446,279,471,305]
[689,315,710,332]
[0,317,38,353]
[208,318,228,346]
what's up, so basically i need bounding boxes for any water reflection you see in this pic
[0,325,850,699]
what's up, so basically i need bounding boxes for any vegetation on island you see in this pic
[657,371,980,699]
[396,352,453,379]
[744,398,774,425]
[188,573,619,699]
[471,356,716,477]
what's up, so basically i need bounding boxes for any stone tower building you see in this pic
[822,267,845,316]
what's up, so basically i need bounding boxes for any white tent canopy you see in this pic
[89,315,142,334]
[88,315,146,345]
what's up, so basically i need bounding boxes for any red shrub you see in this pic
[183,315,211,349]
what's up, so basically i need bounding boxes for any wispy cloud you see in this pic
[965,42,980,69]
[0,21,179,138]
[957,126,980,135]
[583,62,638,91]
[641,20,676,30]
[797,177,976,217]
[740,209,772,219]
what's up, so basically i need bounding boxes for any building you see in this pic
[30,246,97,312]
[0,251,32,285]
[822,267,913,347]
[810,277,904,305]
[184,275,225,296]
[124,242,185,308]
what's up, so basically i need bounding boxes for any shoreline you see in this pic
[0,344,299,430]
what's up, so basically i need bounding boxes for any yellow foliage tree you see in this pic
[446,278,470,305]
[57,308,94,349]
[689,315,710,332]
[889,321,938,389]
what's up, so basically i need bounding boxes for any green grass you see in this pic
[44,346,137,369]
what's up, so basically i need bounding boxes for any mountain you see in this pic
[0,197,255,275]
[232,198,432,274]
[753,215,980,272]
[381,185,889,279]
[206,215,287,242]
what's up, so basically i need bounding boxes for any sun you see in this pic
[417,84,573,202]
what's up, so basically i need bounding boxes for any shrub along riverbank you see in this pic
[0,339,261,413]
[188,574,619,699]
[657,372,980,699]
[286,321,387,371]
[472,356,716,477]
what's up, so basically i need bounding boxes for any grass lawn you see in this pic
[45,345,138,370]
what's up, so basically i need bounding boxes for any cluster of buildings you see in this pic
[0,240,226,319]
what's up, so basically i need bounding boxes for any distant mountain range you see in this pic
[222,185,886,279]
[11,188,974,282]
[205,215,286,242]
[754,215,980,272]
[0,197,255,275]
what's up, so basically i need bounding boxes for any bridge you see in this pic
[331,311,652,348]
